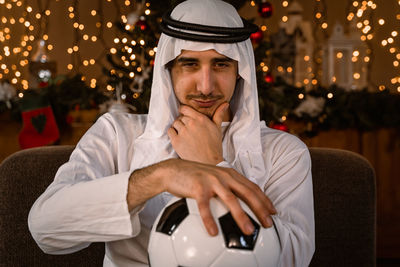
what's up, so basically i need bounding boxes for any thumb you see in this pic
[213,102,229,127]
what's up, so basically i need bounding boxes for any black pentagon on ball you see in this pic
[219,212,260,250]
[156,198,189,236]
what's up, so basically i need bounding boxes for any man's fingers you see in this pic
[227,198,255,235]
[179,105,201,119]
[212,102,229,127]
[167,128,177,140]
[224,170,276,228]
[172,119,185,133]
[197,199,219,236]
[215,188,255,235]
[236,189,274,228]
[179,116,190,125]
[236,186,275,228]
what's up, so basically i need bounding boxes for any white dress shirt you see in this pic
[28,112,314,266]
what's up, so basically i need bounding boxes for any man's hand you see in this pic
[128,159,276,236]
[167,103,229,165]
[161,159,276,236]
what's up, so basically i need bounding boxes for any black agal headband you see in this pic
[160,10,258,43]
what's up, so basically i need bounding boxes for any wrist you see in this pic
[127,163,166,211]
[158,158,178,190]
[213,155,224,165]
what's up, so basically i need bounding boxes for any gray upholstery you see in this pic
[0,146,104,267]
[0,146,376,266]
[309,148,376,267]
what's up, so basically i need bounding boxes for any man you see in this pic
[28,0,315,266]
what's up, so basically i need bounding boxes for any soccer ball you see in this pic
[148,197,280,267]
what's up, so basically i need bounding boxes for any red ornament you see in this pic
[38,81,49,88]
[271,122,289,132]
[65,114,74,125]
[250,30,263,44]
[135,17,148,31]
[264,73,274,83]
[258,1,273,18]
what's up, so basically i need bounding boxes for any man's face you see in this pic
[169,49,238,119]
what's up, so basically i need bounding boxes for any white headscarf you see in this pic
[131,0,267,189]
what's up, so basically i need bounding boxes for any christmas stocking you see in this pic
[18,91,59,149]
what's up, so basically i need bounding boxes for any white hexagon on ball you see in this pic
[172,213,225,266]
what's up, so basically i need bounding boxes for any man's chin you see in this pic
[197,107,215,118]
[180,101,217,118]
[183,102,232,122]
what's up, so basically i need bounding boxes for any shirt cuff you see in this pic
[129,202,145,236]
[216,160,233,168]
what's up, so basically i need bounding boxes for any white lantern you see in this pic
[322,22,368,90]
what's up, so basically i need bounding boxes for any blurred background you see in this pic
[0,0,399,264]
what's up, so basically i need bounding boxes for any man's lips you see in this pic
[187,95,223,108]
[192,99,217,108]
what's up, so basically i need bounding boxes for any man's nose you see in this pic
[196,67,215,95]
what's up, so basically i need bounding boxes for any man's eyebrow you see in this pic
[175,56,235,63]
[212,57,235,63]
[176,57,199,63]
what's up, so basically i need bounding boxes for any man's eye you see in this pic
[182,62,197,67]
[215,62,230,68]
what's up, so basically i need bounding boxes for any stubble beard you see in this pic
[185,94,224,119]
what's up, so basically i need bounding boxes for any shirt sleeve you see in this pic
[265,144,315,267]
[28,114,142,254]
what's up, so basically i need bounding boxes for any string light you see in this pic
[0,0,397,95]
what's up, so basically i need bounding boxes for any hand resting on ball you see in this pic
[127,158,276,237]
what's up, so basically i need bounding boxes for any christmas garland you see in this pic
[257,76,400,136]
[2,74,399,136]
